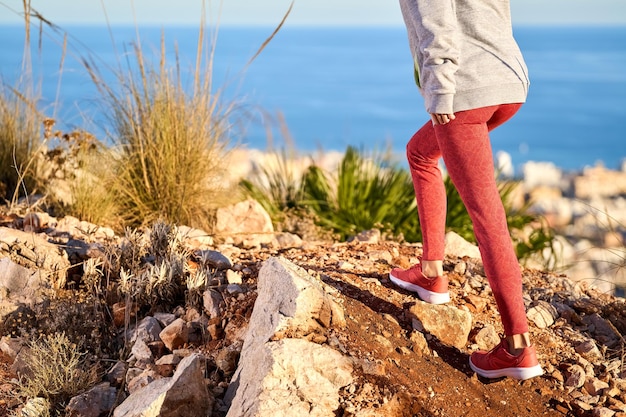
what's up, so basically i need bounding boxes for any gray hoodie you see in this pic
[399,0,530,115]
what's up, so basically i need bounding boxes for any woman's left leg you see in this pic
[433,103,528,337]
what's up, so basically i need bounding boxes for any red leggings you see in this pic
[407,103,528,336]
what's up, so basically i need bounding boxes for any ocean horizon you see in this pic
[1,24,625,174]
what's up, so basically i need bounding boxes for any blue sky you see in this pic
[1,0,625,26]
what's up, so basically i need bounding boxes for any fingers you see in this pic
[431,113,456,125]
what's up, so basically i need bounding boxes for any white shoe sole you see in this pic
[469,359,544,380]
[389,273,450,304]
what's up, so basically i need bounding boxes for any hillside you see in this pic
[0,211,625,417]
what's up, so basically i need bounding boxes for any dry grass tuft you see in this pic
[16,333,99,414]
[0,84,45,206]
[83,23,239,231]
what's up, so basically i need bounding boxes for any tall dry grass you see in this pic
[0,0,46,207]
[82,29,235,229]
[0,86,43,205]
[77,1,294,230]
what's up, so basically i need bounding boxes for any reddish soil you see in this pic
[270,242,568,417]
[0,352,17,416]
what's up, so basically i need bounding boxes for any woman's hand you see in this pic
[431,113,456,125]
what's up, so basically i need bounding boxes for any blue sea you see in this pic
[0,25,625,173]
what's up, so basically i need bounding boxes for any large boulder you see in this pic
[225,257,351,417]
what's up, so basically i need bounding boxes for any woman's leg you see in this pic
[433,103,528,337]
[406,120,446,274]
[388,120,449,303]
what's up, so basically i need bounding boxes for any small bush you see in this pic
[109,220,192,313]
[303,146,419,241]
[240,148,306,219]
[17,333,99,413]
[240,147,338,241]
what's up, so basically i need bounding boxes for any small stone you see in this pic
[195,249,232,270]
[215,347,240,375]
[396,346,412,355]
[550,370,564,383]
[410,331,430,357]
[354,229,381,244]
[565,365,586,388]
[585,378,610,396]
[474,325,500,351]
[106,361,127,387]
[337,261,355,270]
[65,382,117,417]
[526,301,558,329]
[576,339,603,362]
[226,284,243,294]
[203,289,224,318]
[130,339,153,367]
[375,334,394,352]
[573,399,593,411]
[159,318,189,351]
[465,294,487,312]
[226,269,242,285]
[454,261,467,275]
[361,359,386,376]
[592,407,616,417]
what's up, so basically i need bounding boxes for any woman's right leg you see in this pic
[406,121,446,267]
[388,120,450,304]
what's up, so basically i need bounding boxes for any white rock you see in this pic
[227,339,353,417]
[409,301,473,350]
[225,257,350,416]
[526,301,558,329]
[214,199,273,237]
[66,382,118,417]
[226,269,243,285]
[444,231,481,260]
[113,353,212,417]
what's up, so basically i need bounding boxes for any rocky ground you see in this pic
[0,208,625,417]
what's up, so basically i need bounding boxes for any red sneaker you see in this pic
[389,264,450,304]
[469,339,544,380]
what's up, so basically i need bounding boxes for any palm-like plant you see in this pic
[303,146,419,241]
[445,175,557,267]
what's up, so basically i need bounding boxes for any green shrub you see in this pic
[445,174,558,267]
[240,148,339,241]
[240,148,306,219]
[302,146,419,241]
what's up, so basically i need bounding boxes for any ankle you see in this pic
[506,333,531,356]
[421,260,443,278]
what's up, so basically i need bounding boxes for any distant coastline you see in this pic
[0,25,624,172]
